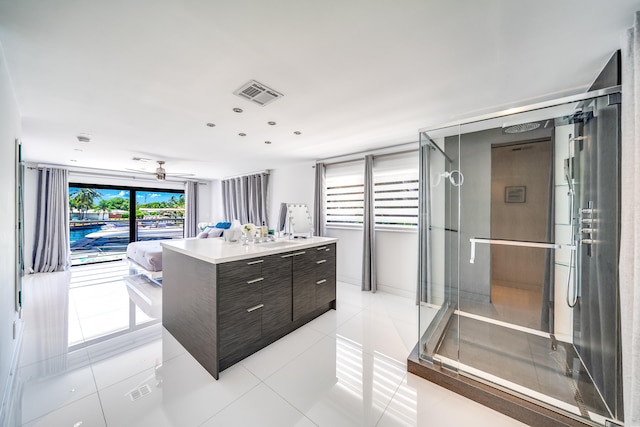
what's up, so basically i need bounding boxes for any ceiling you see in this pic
[0,0,638,180]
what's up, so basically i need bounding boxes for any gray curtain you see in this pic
[621,12,640,425]
[184,181,199,238]
[223,176,245,223]
[362,155,376,292]
[314,163,326,237]
[33,167,70,273]
[222,172,269,225]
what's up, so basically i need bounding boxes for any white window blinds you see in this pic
[324,150,419,228]
[373,152,419,227]
[325,160,364,226]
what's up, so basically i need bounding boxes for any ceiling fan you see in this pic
[126,160,194,181]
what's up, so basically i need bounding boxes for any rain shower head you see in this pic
[502,122,541,134]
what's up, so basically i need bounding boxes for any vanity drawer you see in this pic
[315,243,336,307]
[314,243,336,258]
[315,273,336,307]
[218,258,264,284]
[218,278,263,314]
[315,255,335,280]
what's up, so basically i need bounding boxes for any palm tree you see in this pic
[96,199,111,220]
[71,188,102,219]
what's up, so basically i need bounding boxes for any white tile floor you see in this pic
[9,264,526,426]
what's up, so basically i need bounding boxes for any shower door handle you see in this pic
[469,238,575,264]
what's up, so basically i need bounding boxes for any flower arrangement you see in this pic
[242,223,256,237]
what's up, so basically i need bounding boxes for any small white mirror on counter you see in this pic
[278,203,313,238]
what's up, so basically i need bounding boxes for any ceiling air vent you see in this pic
[234,80,283,106]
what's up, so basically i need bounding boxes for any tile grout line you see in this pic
[89,361,109,426]
[374,372,409,427]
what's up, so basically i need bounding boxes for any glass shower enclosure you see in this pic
[417,86,623,426]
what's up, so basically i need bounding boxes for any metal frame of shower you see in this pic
[419,85,621,135]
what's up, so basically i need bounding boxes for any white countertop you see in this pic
[161,236,338,264]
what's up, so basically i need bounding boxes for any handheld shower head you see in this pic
[564,161,574,193]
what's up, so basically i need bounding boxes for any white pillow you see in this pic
[196,230,209,239]
[207,228,223,238]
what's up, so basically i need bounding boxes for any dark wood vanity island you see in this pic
[161,237,337,379]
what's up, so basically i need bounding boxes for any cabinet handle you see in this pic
[316,246,327,251]
[246,277,264,284]
[316,259,327,264]
[281,251,306,258]
[316,279,327,285]
[246,260,263,265]
[246,304,264,313]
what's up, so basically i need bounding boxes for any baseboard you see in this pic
[376,284,414,299]
[336,275,359,286]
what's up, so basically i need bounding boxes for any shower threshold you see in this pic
[408,312,619,427]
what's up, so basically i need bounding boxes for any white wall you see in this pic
[325,227,418,298]
[267,162,316,230]
[0,45,21,421]
[376,230,418,298]
[325,227,363,286]
[207,179,224,224]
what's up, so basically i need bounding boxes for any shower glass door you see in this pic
[418,129,459,363]
[417,87,623,426]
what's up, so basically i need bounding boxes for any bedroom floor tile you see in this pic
[9,264,524,427]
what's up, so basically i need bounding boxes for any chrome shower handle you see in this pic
[469,238,576,264]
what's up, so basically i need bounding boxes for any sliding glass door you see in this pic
[69,184,184,265]
[135,190,184,243]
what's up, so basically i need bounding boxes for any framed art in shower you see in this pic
[504,186,526,203]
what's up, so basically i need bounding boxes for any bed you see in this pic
[126,225,228,281]
[126,240,164,281]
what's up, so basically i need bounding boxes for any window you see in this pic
[373,152,419,227]
[324,151,419,229]
[325,160,364,226]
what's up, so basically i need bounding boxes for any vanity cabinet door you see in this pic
[315,244,336,307]
[290,249,317,322]
[261,253,293,337]
[217,258,265,359]
[218,302,262,360]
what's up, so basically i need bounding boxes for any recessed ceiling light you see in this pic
[267,121,276,125]
[294,131,301,135]
[264,141,272,145]
[76,134,91,143]
[206,122,215,127]
[239,132,246,137]
[233,107,243,113]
